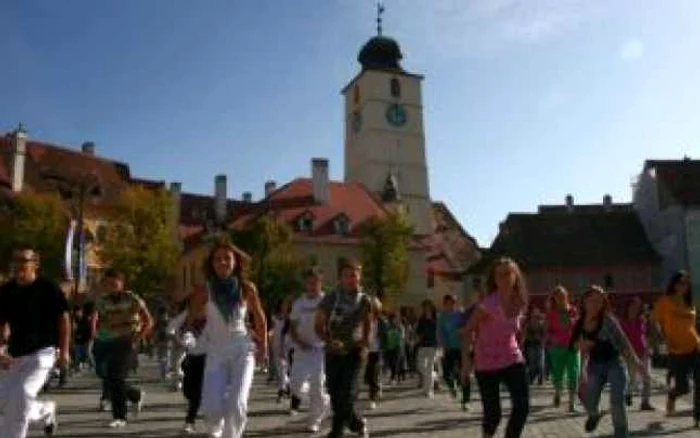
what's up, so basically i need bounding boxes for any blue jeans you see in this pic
[525,343,545,384]
[584,358,628,438]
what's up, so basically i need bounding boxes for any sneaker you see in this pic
[184,422,196,434]
[426,391,434,399]
[290,409,299,416]
[349,418,368,437]
[666,396,676,416]
[98,398,110,412]
[307,423,321,433]
[584,413,602,433]
[553,392,561,408]
[108,419,127,428]
[640,402,655,411]
[136,390,146,414]
[461,402,470,412]
[43,401,57,436]
[625,394,633,407]
[369,401,377,410]
[44,421,56,436]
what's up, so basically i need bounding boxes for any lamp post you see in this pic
[46,172,102,296]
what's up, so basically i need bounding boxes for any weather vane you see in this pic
[376,1,385,36]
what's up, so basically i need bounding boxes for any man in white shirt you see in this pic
[289,267,330,433]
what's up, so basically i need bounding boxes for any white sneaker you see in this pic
[108,419,127,428]
[369,401,377,410]
[289,409,299,416]
[307,423,321,433]
[426,391,434,399]
[136,390,145,413]
[184,422,196,434]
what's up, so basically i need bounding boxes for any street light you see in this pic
[45,171,102,296]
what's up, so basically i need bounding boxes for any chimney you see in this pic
[565,194,574,212]
[603,194,612,211]
[169,182,182,236]
[264,180,277,198]
[81,141,96,155]
[214,174,227,225]
[242,192,252,203]
[311,158,330,204]
[10,123,27,193]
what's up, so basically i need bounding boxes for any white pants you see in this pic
[290,347,329,425]
[0,347,56,438]
[417,347,437,394]
[201,338,255,438]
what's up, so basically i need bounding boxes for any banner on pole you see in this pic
[64,219,76,280]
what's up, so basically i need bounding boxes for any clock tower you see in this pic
[342,32,433,235]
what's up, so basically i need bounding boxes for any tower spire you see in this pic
[376,1,385,36]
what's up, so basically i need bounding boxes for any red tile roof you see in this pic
[231,178,390,238]
[644,158,700,207]
[0,134,132,204]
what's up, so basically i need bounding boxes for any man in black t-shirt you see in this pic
[0,246,70,438]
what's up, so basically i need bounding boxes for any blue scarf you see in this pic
[209,276,241,323]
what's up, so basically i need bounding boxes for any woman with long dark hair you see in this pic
[196,241,267,438]
[653,270,699,428]
[571,286,643,437]
[461,257,530,438]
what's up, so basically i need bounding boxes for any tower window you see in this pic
[353,85,360,105]
[390,78,401,98]
[333,215,350,235]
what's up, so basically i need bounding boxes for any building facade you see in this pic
[468,196,663,310]
[633,158,700,306]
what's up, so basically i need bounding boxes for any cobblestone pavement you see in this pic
[27,358,697,437]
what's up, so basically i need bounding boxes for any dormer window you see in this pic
[297,212,314,233]
[333,215,350,235]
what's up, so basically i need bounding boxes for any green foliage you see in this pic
[0,192,68,279]
[360,211,413,305]
[230,214,303,309]
[100,186,179,299]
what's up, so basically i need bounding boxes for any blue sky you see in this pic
[2,0,699,246]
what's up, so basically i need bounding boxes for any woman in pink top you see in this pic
[461,257,529,438]
[546,286,580,412]
[619,297,654,411]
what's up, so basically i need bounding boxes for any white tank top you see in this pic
[203,284,249,349]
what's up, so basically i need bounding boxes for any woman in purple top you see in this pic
[461,257,530,438]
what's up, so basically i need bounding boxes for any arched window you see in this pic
[390,78,401,98]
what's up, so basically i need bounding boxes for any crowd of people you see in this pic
[0,241,698,438]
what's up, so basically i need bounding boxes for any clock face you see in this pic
[386,103,408,127]
[352,111,362,133]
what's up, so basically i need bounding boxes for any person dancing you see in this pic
[167,286,209,434]
[653,271,699,428]
[198,241,267,438]
[546,286,580,412]
[461,257,530,438]
[315,258,372,438]
[288,267,330,433]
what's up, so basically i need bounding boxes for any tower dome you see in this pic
[357,36,404,72]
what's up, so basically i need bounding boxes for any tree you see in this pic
[230,213,303,309]
[360,211,413,305]
[0,192,68,279]
[100,186,179,299]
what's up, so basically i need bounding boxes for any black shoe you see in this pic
[349,417,368,437]
[553,392,561,408]
[640,402,655,411]
[625,394,633,407]
[44,422,56,436]
[585,413,602,433]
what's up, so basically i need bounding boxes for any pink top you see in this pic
[474,293,525,372]
[619,318,647,357]
[546,307,578,347]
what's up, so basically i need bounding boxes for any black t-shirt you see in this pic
[0,277,69,357]
[416,317,438,348]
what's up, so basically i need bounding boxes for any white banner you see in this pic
[64,219,76,280]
